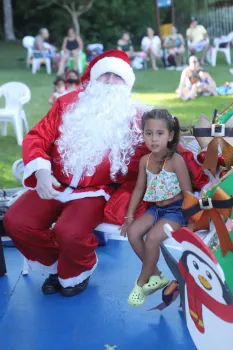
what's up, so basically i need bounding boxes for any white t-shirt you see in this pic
[141,36,161,56]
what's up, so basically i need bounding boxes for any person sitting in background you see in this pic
[163,26,185,70]
[176,55,217,101]
[33,28,57,67]
[48,77,67,105]
[117,32,135,58]
[216,81,233,96]
[117,32,147,70]
[86,43,104,63]
[65,69,83,93]
[33,28,50,53]
[186,17,209,65]
[57,28,83,76]
[141,28,162,70]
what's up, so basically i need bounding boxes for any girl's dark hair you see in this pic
[65,69,80,83]
[53,77,65,86]
[141,108,180,158]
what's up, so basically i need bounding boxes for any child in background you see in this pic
[196,69,217,96]
[65,69,83,93]
[121,109,192,307]
[48,77,67,104]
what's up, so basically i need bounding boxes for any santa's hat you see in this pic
[81,49,135,89]
[164,224,225,281]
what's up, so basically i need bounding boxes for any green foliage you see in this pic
[80,0,156,49]
[5,0,224,46]
[10,0,157,48]
[8,0,219,48]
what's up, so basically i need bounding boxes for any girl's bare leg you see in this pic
[137,219,181,287]
[127,213,154,262]
[72,49,80,71]
[181,85,197,101]
[176,47,185,66]
[57,51,69,76]
[149,51,158,70]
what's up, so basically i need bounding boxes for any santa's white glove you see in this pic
[35,169,61,200]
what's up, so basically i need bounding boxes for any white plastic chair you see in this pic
[22,36,35,68]
[0,82,31,146]
[206,37,231,67]
[22,36,51,74]
[31,55,52,75]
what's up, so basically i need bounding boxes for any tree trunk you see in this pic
[190,0,196,16]
[3,0,16,40]
[71,12,80,36]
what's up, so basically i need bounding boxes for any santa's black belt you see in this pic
[60,182,119,191]
[193,125,233,137]
[60,182,84,190]
[182,197,233,217]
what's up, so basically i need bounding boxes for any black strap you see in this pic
[193,127,233,137]
[60,182,85,190]
[182,197,233,218]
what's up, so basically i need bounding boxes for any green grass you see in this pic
[0,41,233,187]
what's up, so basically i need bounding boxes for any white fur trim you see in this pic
[58,256,98,288]
[90,57,135,89]
[23,157,51,189]
[182,242,225,282]
[26,257,98,287]
[56,188,110,203]
[27,260,58,274]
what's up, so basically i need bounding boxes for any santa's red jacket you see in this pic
[22,91,209,224]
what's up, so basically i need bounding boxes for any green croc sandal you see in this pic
[142,273,170,296]
[128,282,146,307]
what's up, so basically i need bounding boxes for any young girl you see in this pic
[48,77,67,105]
[65,69,83,93]
[121,109,192,307]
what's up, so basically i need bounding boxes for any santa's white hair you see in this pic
[56,80,150,182]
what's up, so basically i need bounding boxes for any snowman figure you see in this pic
[164,224,233,350]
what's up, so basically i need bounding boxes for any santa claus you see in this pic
[3,50,151,296]
[4,50,209,297]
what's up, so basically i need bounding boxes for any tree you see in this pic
[2,0,16,40]
[36,0,95,35]
[81,0,156,49]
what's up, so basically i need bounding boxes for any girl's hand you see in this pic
[120,218,134,237]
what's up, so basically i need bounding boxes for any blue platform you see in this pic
[0,240,196,350]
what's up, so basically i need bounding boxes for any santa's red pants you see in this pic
[3,190,106,287]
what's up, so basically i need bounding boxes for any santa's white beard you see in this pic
[56,80,145,183]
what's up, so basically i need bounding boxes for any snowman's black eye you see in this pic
[206,271,212,280]
[193,261,199,270]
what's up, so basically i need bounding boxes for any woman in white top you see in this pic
[141,27,161,70]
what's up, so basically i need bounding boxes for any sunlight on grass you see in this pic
[133,92,233,125]
[133,92,177,104]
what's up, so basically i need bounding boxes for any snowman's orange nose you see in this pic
[198,275,212,290]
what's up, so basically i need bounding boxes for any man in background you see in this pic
[186,17,209,65]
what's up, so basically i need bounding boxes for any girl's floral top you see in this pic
[143,154,181,202]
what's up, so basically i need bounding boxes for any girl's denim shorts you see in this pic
[146,199,187,226]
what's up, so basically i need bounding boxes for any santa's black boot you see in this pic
[60,277,90,297]
[42,274,61,294]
